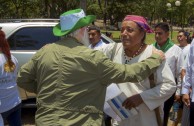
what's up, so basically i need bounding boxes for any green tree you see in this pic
[1,0,194,30]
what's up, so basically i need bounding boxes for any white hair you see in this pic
[62,27,90,47]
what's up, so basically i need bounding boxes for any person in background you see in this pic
[171,30,191,126]
[177,30,191,62]
[88,25,107,49]
[182,40,194,126]
[101,15,176,126]
[0,29,22,126]
[17,9,165,126]
[153,22,184,126]
[177,30,191,85]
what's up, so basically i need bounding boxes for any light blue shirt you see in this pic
[0,53,21,113]
[88,39,106,50]
[181,44,191,69]
[182,40,194,102]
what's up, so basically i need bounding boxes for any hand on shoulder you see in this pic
[152,47,165,61]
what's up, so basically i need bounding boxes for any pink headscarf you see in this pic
[123,15,153,33]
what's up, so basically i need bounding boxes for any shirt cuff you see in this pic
[151,54,163,63]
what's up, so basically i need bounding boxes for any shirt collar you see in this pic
[89,39,104,49]
[153,38,174,52]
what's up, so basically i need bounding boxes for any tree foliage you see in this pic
[0,0,194,28]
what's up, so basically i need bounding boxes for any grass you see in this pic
[146,32,179,44]
[103,30,179,45]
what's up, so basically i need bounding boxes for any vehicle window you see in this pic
[8,27,60,50]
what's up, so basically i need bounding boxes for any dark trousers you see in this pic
[190,102,194,126]
[104,113,112,126]
[1,103,22,126]
[163,93,175,126]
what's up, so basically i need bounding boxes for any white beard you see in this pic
[69,27,90,47]
[79,28,90,47]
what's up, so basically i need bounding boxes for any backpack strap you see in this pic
[149,74,163,126]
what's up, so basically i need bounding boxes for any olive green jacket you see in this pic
[17,37,162,126]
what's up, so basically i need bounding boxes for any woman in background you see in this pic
[0,29,22,126]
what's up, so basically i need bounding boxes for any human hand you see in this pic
[182,94,190,107]
[152,48,165,61]
[174,95,181,102]
[189,88,192,93]
[122,94,143,109]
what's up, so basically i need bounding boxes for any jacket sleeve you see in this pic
[17,53,39,94]
[96,51,163,85]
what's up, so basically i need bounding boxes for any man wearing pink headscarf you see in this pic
[100,15,176,126]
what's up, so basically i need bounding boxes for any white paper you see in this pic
[104,83,122,121]
[107,92,138,120]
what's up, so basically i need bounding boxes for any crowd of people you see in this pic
[0,8,194,126]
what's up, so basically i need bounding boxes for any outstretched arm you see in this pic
[98,48,165,84]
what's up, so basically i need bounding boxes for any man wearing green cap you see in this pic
[17,9,165,126]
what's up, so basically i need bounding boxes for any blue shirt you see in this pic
[88,39,106,49]
[0,53,21,113]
